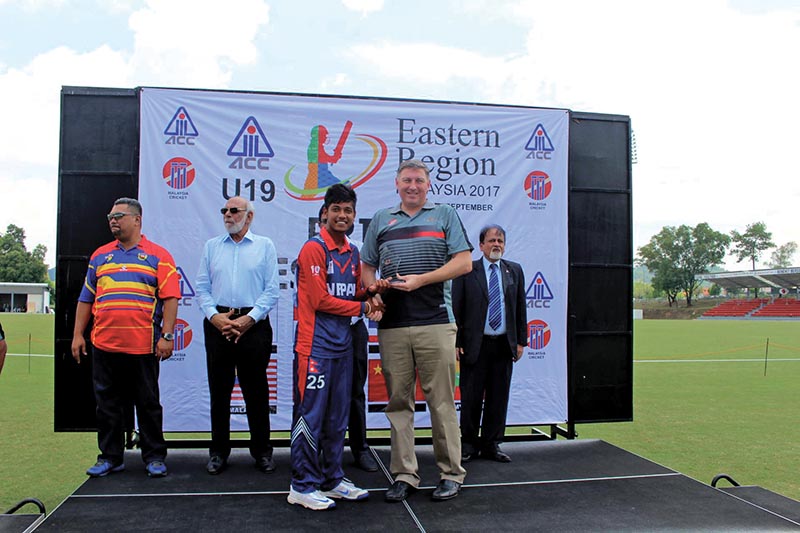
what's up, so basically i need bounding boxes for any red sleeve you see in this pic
[297,241,363,317]
[154,244,180,300]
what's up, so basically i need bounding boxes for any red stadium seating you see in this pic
[751,297,800,317]
[702,298,769,317]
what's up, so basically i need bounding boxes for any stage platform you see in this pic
[29,439,800,531]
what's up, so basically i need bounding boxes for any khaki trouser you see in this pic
[379,323,466,486]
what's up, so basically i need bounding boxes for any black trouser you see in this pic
[204,317,273,460]
[92,347,166,464]
[347,319,369,454]
[459,335,513,454]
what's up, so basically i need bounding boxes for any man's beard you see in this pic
[226,218,247,235]
[489,250,503,261]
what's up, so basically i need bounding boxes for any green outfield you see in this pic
[578,320,800,502]
[0,315,797,514]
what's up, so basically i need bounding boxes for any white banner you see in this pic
[139,87,569,432]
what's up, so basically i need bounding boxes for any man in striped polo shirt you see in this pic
[361,159,473,502]
[72,197,179,478]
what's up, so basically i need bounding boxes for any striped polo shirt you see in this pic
[78,235,180,354]
[361,201,472,328]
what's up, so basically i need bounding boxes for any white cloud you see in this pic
[0,0,272,265]
[341,0,383,16]
[348,0,800,267]
[0,45,131,264]
[127,0,270,88]
[349,42,515,98]
[320,72,350,90]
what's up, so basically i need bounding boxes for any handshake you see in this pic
[363,279,391,321]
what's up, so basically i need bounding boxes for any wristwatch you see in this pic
[161,332,175,341]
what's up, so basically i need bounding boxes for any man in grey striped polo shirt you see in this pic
[361,159,473,503]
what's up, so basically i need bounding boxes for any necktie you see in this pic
[488,263,502,331]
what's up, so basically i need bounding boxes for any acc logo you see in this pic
[527,319,551,350]
[164,106,198,145]
[162,157,196,189]
[524,171,552,201]
[526,272,554,308]
[228,116,274,170]
[525,124,555,160]
[283,120,387,201]
[172,318,193,351]
[176,266,195,306]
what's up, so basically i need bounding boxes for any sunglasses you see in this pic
[107,212,134,221]
[220,207,247,215]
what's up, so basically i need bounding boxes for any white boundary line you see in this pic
[9,354,800,362]
[637,358,800,363]
[70,472,682,499]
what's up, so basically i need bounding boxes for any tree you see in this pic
[730,221,775,270]
[768,242,797,269]
[0,224,49,283]
[638,223,730,307]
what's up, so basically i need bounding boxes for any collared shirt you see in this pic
[482,256,506,335]
[196,230,280,323]
[294,227,366,358]
[361,200,472,328]
[78,235,180,354]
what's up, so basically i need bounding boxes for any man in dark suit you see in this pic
[452,225,526,463]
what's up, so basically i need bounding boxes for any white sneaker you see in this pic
[287,487,337,510]
[321,479,369,501]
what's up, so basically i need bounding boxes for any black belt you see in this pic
[483,333,506,340]
[216,305,253,317]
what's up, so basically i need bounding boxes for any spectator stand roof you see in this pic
[696,267,800,291]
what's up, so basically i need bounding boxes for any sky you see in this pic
[0,0,798,269]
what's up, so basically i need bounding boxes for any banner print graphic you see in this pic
[139,87,569,431]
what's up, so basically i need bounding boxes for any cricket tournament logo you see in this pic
[283,119,388,201]
[527,319,551,350]
[163,106,198,145]
[524,123,555,160]
[526,271,554,309]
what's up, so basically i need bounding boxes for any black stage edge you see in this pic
[34,440,800,532]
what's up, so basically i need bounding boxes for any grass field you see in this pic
[578,320,800,501]
[0,315,798,515]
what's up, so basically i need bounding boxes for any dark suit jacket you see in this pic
[452,257,527,366]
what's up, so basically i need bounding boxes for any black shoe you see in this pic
[482,449,512,463]
[431,479,461,501]
[354,450,379,472]
[385,480,416,503]
[207,455,227,475]
[255,455,276,474]
[461,450,478,463]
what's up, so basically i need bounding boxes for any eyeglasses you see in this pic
[220,207,247,215]
[107,212,133,221]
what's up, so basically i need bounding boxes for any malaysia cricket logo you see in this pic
[162,157,196,189]
[527,319,551,350]
[524,171,552,201]
[172,319,193,351]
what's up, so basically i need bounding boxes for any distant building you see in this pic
[0,282,51,313]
